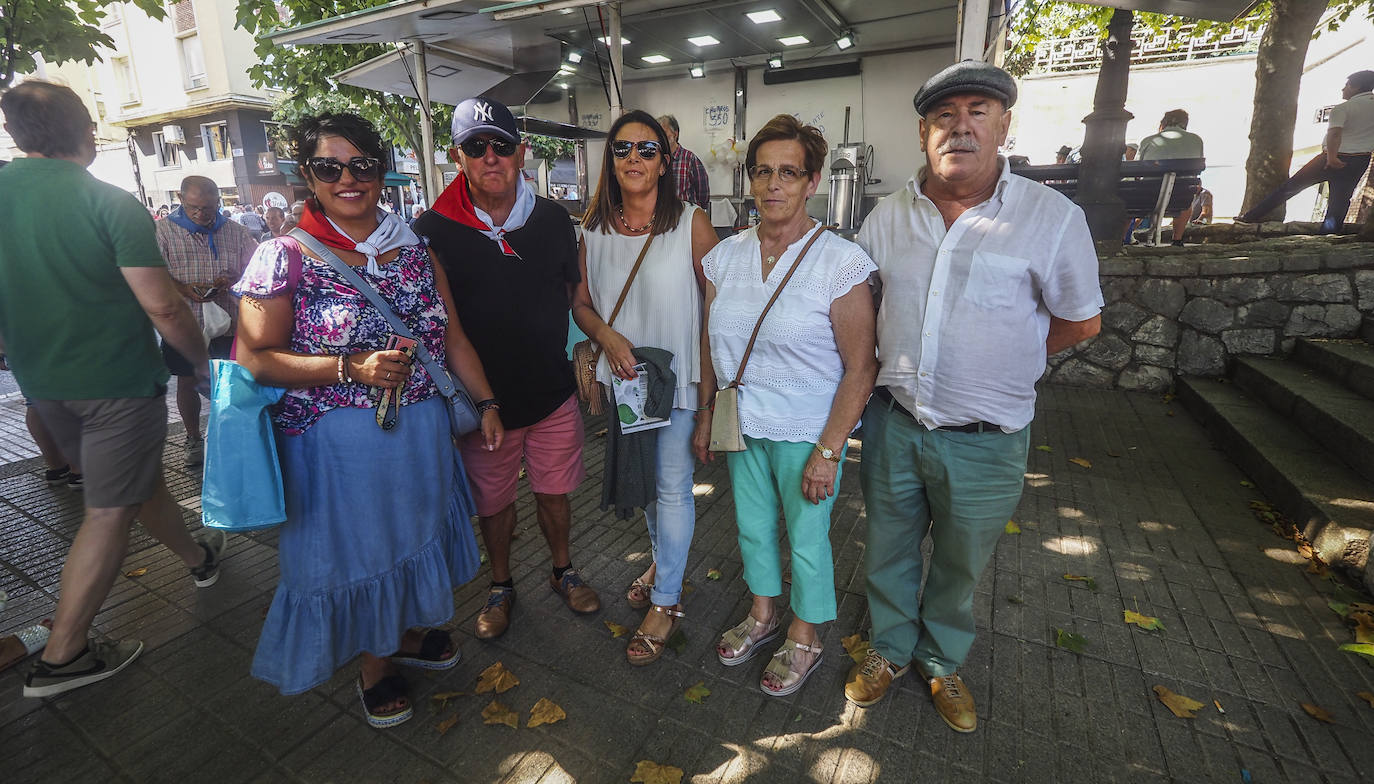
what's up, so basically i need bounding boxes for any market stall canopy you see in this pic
[1074,0,1258,22]
[329,47,564,107]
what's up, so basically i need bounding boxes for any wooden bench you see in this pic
[1010,158,1206,246]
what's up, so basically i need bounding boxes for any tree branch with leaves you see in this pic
[0,0,165,88]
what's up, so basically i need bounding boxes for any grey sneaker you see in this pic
[184,437,204,468]
[190,532,226,588]
[23,639,144,698]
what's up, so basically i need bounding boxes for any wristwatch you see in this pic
[815,442,841,462]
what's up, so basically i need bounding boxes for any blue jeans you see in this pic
[646,409,698,606]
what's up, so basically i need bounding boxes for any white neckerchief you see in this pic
[325,209,420,275]
[472,177,537,248]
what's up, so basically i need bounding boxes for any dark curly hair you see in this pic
[291,113,390,175]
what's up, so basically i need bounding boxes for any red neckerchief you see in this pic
[430,171,520,257]
[295,199,360,254]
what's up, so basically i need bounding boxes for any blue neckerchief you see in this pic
[167,207,228,259]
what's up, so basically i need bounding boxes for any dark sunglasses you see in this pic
[306,156,382,183]
[458,138,519,158]
[610,140,661,159]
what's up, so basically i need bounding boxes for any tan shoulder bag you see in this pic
[574,233,655,415]
[709,226,830,452]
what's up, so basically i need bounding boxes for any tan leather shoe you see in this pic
[845,648,908,707]
[474,587,514,639]
[929,673,977,733]
[550,568,600,613]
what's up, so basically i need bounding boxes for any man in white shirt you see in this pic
[1238,70,1374,233]
[1137,109,1205,246]
[845,60,1104,733]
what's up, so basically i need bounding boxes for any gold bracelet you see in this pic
[336,354,347,384]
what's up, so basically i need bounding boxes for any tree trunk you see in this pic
[1239,0,1329,220]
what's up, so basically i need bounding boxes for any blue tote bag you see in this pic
[201,359,288,531]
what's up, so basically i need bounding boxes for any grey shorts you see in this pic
[30,394,168,508]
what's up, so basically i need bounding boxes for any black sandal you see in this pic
[391,628,460,670]
[356,673,413,728]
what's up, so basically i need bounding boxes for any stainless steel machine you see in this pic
[826,107,874,232]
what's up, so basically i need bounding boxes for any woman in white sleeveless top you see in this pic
[572,110,719,666]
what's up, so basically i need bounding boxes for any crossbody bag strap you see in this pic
[591,231,656,363]
[729,224,832,388]
[287,228,459,400]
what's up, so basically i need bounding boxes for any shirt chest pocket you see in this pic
[963,251,1029,310]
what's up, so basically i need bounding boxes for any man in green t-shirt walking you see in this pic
[0,81,222,698]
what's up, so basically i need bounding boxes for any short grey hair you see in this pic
[656,114,679,135]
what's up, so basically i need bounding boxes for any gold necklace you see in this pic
[617,205,651,233]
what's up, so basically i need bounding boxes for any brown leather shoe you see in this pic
[929,673,977,733]
[845,648,908,707]
[550,568,600,613]
[474,586,515,639]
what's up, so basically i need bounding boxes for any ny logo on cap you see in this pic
[473,101,494,123]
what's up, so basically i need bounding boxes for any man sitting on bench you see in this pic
[1138,109,1204,246]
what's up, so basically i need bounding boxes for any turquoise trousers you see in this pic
[859,397,1029,677]
[727,437,845,624]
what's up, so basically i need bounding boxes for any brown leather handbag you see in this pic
[709,226,831,452]
[574,233,654,415]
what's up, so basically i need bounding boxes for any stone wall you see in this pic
[1047,237,1374,392]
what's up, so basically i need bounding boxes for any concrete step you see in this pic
[1363,316,1374,345]
[1177,376,1374,590]
[1232,356,1374,484]
[1293,338,1374,401]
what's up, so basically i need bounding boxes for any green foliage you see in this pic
[0,0,165,87]
[236,0,452,155]
[527,134,576,165]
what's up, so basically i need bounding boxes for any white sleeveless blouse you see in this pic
[582,205,703,410]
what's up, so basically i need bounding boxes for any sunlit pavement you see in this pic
[1,384,1370,783]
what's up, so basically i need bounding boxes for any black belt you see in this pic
[873,386,1003,433]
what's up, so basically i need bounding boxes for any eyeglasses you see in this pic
[182,201,221,215]
[458,138,519,158]
[748,165,810,183]
[610,140,662,160]
[305,156,383,183]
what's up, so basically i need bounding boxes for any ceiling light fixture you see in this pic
[567,50,583,63]
[778,35,809,46]
[835,32,854,50]
[688,35,720,47]
[597,35,631,45]
[747,10,782,24]
[642,54,671,64]
[766,53,784,70]
[689,63,705,78]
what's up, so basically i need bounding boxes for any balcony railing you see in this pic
[1030,24,1263,74]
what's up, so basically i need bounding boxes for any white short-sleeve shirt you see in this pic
[1328,92,1374,154]
[857,159,1104,432]
[704,222,876,442]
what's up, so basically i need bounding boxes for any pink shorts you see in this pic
[459,394,587,517]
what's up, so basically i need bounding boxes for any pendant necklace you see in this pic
[618,206,651,233]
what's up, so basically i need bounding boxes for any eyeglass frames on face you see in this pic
[747,165,810,183]
[305,156,383,183]
[458,138,519,158]
[610,140,661,160]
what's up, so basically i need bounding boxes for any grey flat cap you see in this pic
[913,60,1017,117]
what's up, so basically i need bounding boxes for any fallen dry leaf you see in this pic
[481,700,519,729]
[1339,642,1374,661]
[706,568,722,581]
[683,681,710,704]
[436,715,458,736]
[1350,611,1374,645]
[1006,594,1025,605]
[604,620,630,639]
[1062,574,1099,592]
[1005,520,1022,535]
[1308,561,1331,577]
[1357,692,1374,708]
[1055,628,1088,654]
[841,633,870,664]
[1036,445,1053,453]
[475,661,519,694]
[1329,601,1351,618]
[681,581,697,597]
[1153,685,1205,718]
[430,691,468,711]
[1069,457,1092,469]
[1350,602,1374,613]
[630,761,684,784]
[1124,610,1164,631]
[528,697,566,727]
[1301,703,1335,724]
[1239,480,1254,488]
[123,567,148,578]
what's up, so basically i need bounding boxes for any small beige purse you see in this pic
[709,226,831,452]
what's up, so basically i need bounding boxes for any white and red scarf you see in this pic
[429,171,535,258]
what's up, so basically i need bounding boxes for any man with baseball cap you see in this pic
[845,61,1103,731]
[413,97,599,640]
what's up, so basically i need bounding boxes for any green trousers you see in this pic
[859,397,1029,677]
[727,437,845,624]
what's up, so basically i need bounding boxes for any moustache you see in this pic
[936,137,981,154]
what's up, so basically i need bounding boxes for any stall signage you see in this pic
[256,152,277,176]
[704,104,731,131]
